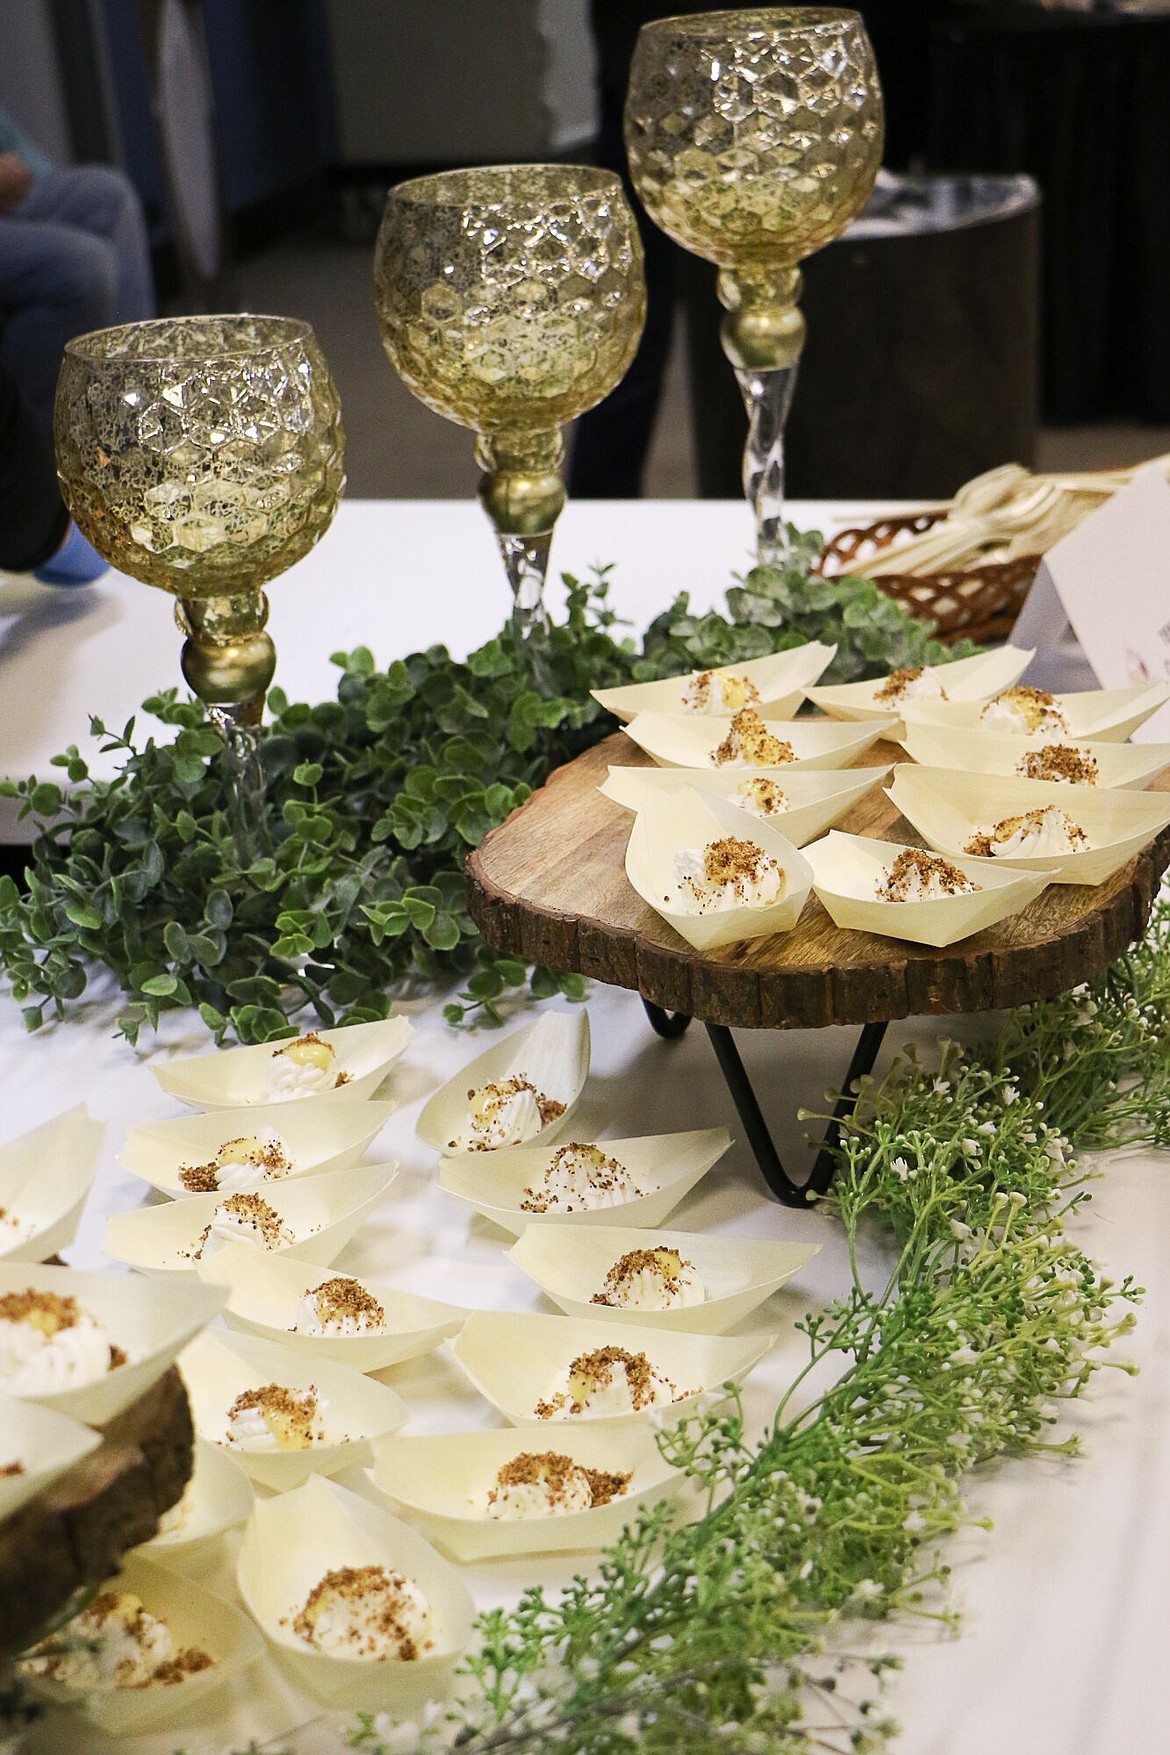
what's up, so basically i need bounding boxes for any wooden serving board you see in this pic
[467,733,1170,1030]
[0,1366,193,1655]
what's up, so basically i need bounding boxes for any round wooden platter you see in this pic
[0,1366,193,1656]
[467,732,1170,1030]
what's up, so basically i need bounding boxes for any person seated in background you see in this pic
[0,106,155,434]
[0,359,106,585]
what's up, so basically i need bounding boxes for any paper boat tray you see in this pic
[118,1095,396,1197]
[900,680,1170,743]
[103,1160,399,1273]
[620,710,894,771]
[805,830,1051,947]
[18,1552,264,1736]
[133,1436,254,1560]
[199,1242,466,1370]
[438,1127,732,1236]
[0,1104,104,1263]
[506,1222,819,1333]
[806,645,1033,723]
[591,644,836,723]
[625,786,814,952]
[0,1391,101,1521]
[0,1260,224,1426]
[900,722,1170,790]
[888,765,1170,886]
[236,1473,474,1712]
[179,1326,408,1491]
[599,761,890,847]
[151,1016,414,1110]
[449,1309,777,1426]
[416,1008,590,1154]
[373,1421,687,1561]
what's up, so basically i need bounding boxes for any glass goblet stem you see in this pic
[178,591,276,864]
[205,704,270,866]
[719,265,807,567]
[477,429,566,692]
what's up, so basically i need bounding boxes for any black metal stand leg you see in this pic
[704,1020,888,1206]
[807,1021,888,1195]
[642,999,692,1040]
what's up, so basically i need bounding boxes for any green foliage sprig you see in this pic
[0,536,969,1045]
[345,895,1170,1755]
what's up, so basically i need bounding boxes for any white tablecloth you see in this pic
[2,501,1167,1755]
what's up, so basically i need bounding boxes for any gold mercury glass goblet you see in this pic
[626,7,883,564]
[54,314,346,863]
[375,164,646,683]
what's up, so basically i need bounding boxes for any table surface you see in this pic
[1,499,1167,1755]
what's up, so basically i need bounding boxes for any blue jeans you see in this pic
[0,164,155,431]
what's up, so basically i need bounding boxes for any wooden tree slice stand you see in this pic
[468,733,1170,1202]
[0,1366,194,1656]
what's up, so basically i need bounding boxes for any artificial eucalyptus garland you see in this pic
[0,531,969,1045]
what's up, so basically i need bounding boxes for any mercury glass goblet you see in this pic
[626,8,883,564]
[375,165,645,680]
[54,315,346,863]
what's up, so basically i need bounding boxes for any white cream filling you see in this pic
[672,846,786,914]
[597,1253,705,1312]
[538,1355,678,1420]
[451,1084,543,1151]
[295,1573,431,1660]
[986,807,1086,858]
[0,1311,115,1395]
[980,698,1068,735]
[681,671,759,715]
[484,1469,594,1520]
[265,1058,337,1102]
[23,1597,174,1691]
[294,1282,386,1336]
[529,1145,649,1212]
[224,1389,327,1452]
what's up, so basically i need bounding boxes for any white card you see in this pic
[1040,464,1170,741]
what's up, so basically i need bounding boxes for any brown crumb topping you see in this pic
[152,1648,215,1686]
[303,1276,386,1328]
[711,708,794,767]
[873,666,947,705]
[591,1247,694,1306]
[177,1163,221,1194]
[488,1450,632,1511]
[178,1134,293,1192]
[876,848,979,902]
[534,1345,682,1419]
[1016,744,1099,785]
[678,837,784,909]
[226,1381,322,1447]
[188,1191,291,1258]
[0,1459,25,1477]
[290,1565,430,1660]
[0,1289,82,1336]
[28,1593,213,1690]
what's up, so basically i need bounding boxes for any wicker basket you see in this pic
[817,512,1040,646]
